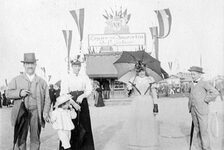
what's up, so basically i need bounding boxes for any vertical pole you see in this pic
[150,26,159,59]
[67,42,70,74]
[5,79,8,86]
[154,37,159,60]
[68,52,70,74]
[80,40,82,54]
[200,54,202,67]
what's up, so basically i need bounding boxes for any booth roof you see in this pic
[86,52,122,78]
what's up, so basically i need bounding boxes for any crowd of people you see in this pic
[157,83,191,96]
[3,52,223,150]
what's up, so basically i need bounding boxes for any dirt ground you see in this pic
[0,96,223,150]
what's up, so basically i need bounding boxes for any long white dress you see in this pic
[127,76,159,150]
[208,95,224,150]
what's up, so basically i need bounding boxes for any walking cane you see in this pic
[189,121,194,150]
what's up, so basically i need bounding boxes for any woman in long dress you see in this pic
[95,83,105,107]
[60,59,95,150]
[127,63,159,150]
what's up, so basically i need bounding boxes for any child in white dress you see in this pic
[51,94,80,150]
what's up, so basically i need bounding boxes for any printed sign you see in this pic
[88,33,146,47]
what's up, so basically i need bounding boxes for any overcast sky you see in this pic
[0,0,223,85]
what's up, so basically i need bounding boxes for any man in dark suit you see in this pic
[49,84,56,107]
[102,79,110,99]
[188,66,219,150]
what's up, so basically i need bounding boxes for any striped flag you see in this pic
[168,62,173,71]
[5,79,8,86]
[48,75,52,82]
[41,67,46,77]
[149,26,158,38]
[62,30,73,73]
[154,8,172,38]
[70,8,85,42]
[149,26,159,59]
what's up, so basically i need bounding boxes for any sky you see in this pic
[0,0,224,85]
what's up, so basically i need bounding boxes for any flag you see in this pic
[149,26,158,38]
[48,75,52,82]
[62,30,73,73]
[41,67,47,78]
[41,67,46,74]
[5,79,8,86]
[126,14,131,24]
[70,8,85,41]
[149,26,159,59]
[168,62,173,71]
[154,8,172,38]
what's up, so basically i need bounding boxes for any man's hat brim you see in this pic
[188,69,204,74]
[21,59,38,63]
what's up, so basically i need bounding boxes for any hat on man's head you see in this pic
[21,53,38,63]
[188,66,204,74]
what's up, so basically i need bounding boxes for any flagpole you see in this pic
[68,43,70,74]
[150,26,159,60]
[62,30,72,74]
[5,79,8,86]
[155,0,159,60]
[80,40,82,54]
[200,54,202,67]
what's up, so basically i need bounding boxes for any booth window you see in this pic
[114,80,125,91]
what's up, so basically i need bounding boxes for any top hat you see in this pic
[55,94,73,108]
[188,66,204,74]
[21,53,38,63]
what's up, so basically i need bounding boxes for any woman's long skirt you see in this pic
[127,95,159,150]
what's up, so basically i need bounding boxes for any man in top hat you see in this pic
[6,53,51,150]
[188,66,219,150]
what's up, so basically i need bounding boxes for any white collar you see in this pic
[26,73,35,81]
[195,77,202,82]
[193,77,201,85]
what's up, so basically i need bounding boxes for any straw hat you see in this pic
[55,94,73,108]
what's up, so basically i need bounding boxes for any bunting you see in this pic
[70,8,85,46]
[149,26,158,38]
[62,30,73,73]
[5,79,8,86]
[154,8,172,38]
[149,26,159,59]
[168,62,173,71]
[48,75,52,82]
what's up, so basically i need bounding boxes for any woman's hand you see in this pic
[43,113,50,123]
[153,112,158,116]
[73,103,81,111]
[76,94,85,104]
[69,100,81,111]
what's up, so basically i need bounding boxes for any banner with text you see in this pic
[88,33,146,47]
